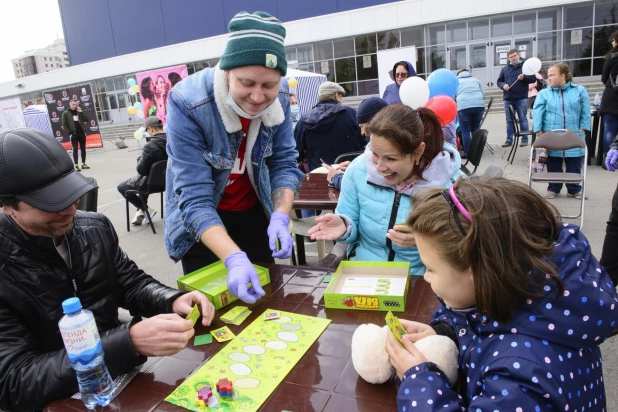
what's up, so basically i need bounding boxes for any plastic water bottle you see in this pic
[59,297,114,409]
[594,92,601,107]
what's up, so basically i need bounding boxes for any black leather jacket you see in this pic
[0,211,184,411]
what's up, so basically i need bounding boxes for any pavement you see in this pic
[74,111,617,409]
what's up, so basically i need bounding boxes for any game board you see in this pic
[165,310,331,411]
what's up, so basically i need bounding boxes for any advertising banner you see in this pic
[135,64,188,125]
[0,97,26,132]
[44,84,102,149]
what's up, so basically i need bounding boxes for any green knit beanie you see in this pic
[219,11,287,76]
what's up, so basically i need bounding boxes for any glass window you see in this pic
[416,47,426,74]
[313,40,334,61]
[565,59,592,77]
[209,58,220,67]
[447,22,467,43]
[108,95,118,110]
[194,60,208,71]
[357,80,379,96]
[97,94,109,111]
[514,13,535,35]
[470,44,487,68]
[340,82,356,97]
[44,57,47,61]
[538,9,561,32]
[565,4,593,29]
[594,25,618,57]
[428,23,446,45]
[297,44,314,63]
[334,37,355,58]
[97,111,110,122]
[563,28,593,59]
[113,76,124,91]
[187,64,196,75]
[468,19,489,40]
[400,27,424,47]
[429,46,446,71]
[537,32,561,61]
[96,79,105,92]
[355,34,377,55]
[449,45,467,71]
[335,57,356,83]
[285,46,298,63]
[316,60,335,79]
[298,62,315,72]
[378,30,400,50]
[356,54,378,80]
[491,16,512,37]
[117,93,127,109]
[45,64,48,67]
[105,78,114,93]
[596,0,618,26]
[593,57,606,75]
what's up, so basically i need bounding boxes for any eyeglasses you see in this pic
[395,72,408,78]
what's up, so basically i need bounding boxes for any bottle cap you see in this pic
[62,297,82,314]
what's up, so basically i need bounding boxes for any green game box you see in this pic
[177,261,270,310]
[323,261,410,312]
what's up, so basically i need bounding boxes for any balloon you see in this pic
[132,85,140,94]
[127,106,138,115]
[427,69,459,98]
[288,77,298,88]
[138,127,145,133]
[128,87,136,96]
[134,102,143,110]
[425,95,457,126]
[135,110,145,119]
[133,130,143,139]
[127,78,136,87]
[523,57,542,75]
[399,77,430,109]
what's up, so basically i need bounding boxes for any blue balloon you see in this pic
[127,78,137,87]
[134,102,143,110]
[427,69,459,98]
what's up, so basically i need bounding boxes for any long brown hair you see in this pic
[366,105,444,178]
[604,30,618,59]
[407,177,563,323]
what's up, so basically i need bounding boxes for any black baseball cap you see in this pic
[145,116,163,129]
[0,128,97,212]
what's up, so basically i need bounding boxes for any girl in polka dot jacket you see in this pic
[386,176,618,411]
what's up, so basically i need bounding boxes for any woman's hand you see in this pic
[308,213,346,240]
[386,332,429,379]
[386,225,417,248]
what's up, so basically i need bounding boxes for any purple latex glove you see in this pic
[267,211,293,259]
[225,251,265,304]
[607,149,618,172]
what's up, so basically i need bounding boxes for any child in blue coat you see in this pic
[386,176,617,411]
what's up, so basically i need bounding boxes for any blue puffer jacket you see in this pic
[335,143,466,275]
[382,61,417,105]
[455,72,485,111]
[396,224,618,411]
[532,81,591,158]
[496,59,536,100]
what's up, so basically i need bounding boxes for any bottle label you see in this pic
[61,318,102,363]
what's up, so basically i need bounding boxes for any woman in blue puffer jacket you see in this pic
[532,63,590,199]
[308,105,466,275]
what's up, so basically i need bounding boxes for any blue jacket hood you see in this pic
[303,99,345,132]
[391,60,416,80]
[383,61,418,105]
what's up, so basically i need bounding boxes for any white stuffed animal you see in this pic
[351,324,459,385]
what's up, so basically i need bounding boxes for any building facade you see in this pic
[11,39,69,79]
[0,0,611,125]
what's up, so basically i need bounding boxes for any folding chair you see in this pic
[334,151,364,164]
[461,129,488,176]
[125,160,167,234]
[527,130,587,228]
[479,97,494,155]
[507,105,534,164]
[288,210,328,265]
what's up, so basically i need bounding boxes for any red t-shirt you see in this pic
[217,117,259,212]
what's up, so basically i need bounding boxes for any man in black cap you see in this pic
[0,128,214,411]
[117,116,168,225]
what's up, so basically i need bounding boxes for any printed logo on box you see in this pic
[341,296,380,309]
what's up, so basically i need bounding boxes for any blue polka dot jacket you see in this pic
[397,224,618,411]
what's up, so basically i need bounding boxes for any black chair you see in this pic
[125,160,167,234]
[461,129,488,176]
[334,151,364,164]
[76,177,99,212]
[506,105,534,164]
[480,97,494,155]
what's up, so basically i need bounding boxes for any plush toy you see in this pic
[351,324,459,385]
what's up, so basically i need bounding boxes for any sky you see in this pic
[0,1,64,83]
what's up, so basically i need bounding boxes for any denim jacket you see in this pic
[164,67,304,262]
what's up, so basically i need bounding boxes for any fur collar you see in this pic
[213,66,285,133]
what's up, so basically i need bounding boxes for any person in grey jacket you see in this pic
[455,69,485,156]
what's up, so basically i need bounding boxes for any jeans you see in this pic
[504,98,530,143]
[546,156,583,194]
[457,107,484,155]
[117,179,149,210]
[602,113,618,153]
[600,182,618,285]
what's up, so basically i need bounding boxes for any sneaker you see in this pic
[545,191,558,199]
[144,207,157,224]
[568,191,583,199]
[520,141,529,147]
[131,210,145,225]
[81,163,90,169]
[502,141,513,147]
[74,165,81,172]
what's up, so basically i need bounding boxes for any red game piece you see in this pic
[216,378,233,397]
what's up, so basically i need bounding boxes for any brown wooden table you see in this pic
[293,173,340,210]
[46,264,439,412]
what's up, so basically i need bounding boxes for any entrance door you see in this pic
[514,37,535,61]
[469,42,489,88]
[492,39,512,86]
[107,92,133,123]
[448,44,467,72]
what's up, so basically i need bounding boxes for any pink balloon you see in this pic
[425,96,457,127]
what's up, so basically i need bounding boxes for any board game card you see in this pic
[186,304,200,327]
[194,334,213,346]
[385,311,406,345]
[263,310,281,320]
[211,326,236,342]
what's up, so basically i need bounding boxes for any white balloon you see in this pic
[135,110,145,119]
[127,87,137,96]
[138,127,145,132]
[399,77,430,109]
[523,57,542,75]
